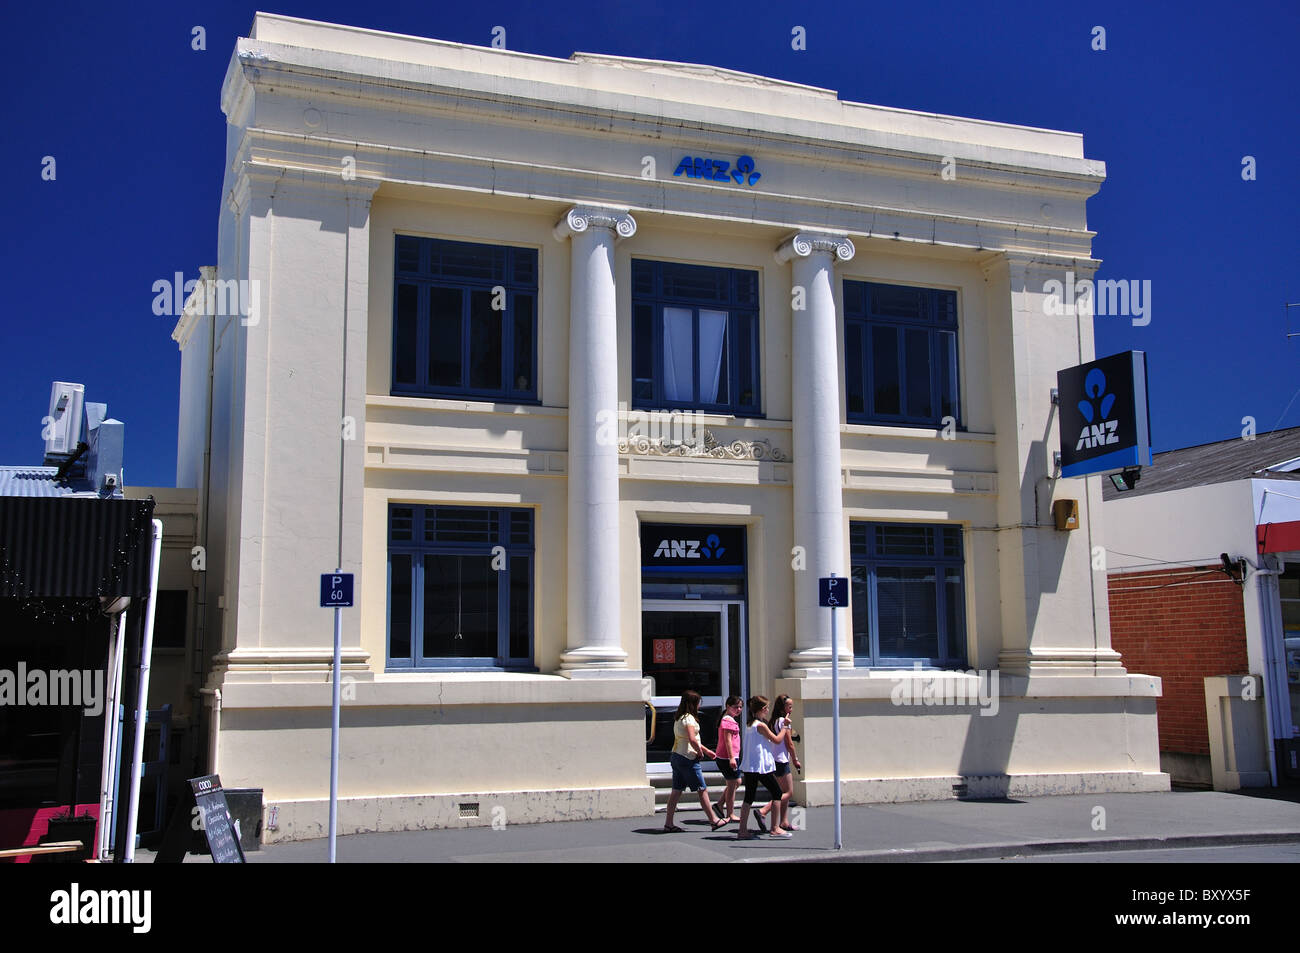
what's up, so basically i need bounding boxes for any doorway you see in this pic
[643,601,746,769]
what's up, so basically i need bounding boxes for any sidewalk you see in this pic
[173,788,1300,864]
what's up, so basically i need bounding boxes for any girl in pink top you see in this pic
[713,696,744,824]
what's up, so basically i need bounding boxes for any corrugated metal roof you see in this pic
[1102,425,1300,501]
[0,497,157,598]
[0,465,104,498]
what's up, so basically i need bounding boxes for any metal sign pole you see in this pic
[329,570,342,864]
[830,571,842,850]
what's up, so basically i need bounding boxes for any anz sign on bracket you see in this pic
[1056,350,1152,479]
[673,155,761,186]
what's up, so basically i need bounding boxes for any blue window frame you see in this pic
[392,236,538,402]
[631,259,761,416]
[850,522,967,668]
[844,281,959,427]
[387,504,534,671]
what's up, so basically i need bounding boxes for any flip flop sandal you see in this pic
[662,824,685,833]
[711,818,730,831]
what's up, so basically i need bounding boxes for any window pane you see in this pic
[905,328,932,419]
[877,567,939,659]
[843,281,865,316]
[662,262,727,302]
[663,307,694,403]
[871,325,900,415]
[939,330,958,421]
[423,554,497,658]
[428,287,463,387]
[633,304,654,401]
[870,285,928,321]
[935,290,957,325]
[431,242,504,282]
[874,524,934,557]
[468,289,502,391]
[631,259,654,296]
[396,237,421,273]
[512,294,534,395]
[944,568,964,661]
[734,271,758,306]
[737,314,756,409]
[509,555,531,659]
[390,506,414,542]
[428,507,500,544]
[851,566,870,657]
[699,310,728,404]
[512,248,537,286]
[390,554,412,660]
[394,284,418,387]
[846,322,865,416]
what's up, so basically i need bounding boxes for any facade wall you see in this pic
[168,14,1171,840]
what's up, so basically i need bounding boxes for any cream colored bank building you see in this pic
[174,13,1168,842]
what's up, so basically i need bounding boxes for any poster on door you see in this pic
[652,639,676,664]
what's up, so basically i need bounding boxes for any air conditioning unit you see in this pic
[43,381,85,458]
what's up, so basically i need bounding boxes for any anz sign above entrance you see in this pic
[642,524,746,571]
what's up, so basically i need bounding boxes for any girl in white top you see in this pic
[759,694,801,834]
[737,695,793,840]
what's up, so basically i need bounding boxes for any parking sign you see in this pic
[320,573,354,608]
[818,576,847,608]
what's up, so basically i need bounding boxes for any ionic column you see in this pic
[777,232,856,673]
[553,205,637,675]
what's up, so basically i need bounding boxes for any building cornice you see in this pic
[227,135,1097,259]
[225,39,1104,191]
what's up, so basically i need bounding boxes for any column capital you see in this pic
[553,204,637,242]
[774,231,855,265]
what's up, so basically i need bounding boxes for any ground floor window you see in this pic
[387,504,533,670]
[850,521,967,667]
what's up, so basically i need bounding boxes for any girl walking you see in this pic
[663,690,727,832]
[737,695,793,840]
[758,694,801,833]
[713,696,744,824]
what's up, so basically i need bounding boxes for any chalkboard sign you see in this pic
[154,774,246,863]
[191,775,245,863]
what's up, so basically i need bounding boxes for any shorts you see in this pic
[773,760,791,778]
[670,752,706,792]
[715,758,741,781]
[742,771,783,805]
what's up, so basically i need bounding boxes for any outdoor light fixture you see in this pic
[1109,467,1142,492]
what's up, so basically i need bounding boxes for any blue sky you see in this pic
[2,0,1297,487]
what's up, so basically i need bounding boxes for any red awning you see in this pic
[1257,520,1300,554]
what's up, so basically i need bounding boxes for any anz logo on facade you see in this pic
[672,155,761,186]
[1075,368,1121,450]
[652,534,726,560]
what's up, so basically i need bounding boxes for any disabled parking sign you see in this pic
[818,576,847,608]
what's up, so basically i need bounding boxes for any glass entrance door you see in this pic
[643,601,745,768]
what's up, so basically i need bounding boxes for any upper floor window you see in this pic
[844,281,959,427]
[850,521,968,668]
[631,260,761,416]
[387,504,534,671]
[392,236,538,402]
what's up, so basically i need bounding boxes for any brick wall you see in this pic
[1108,566,1248,756]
